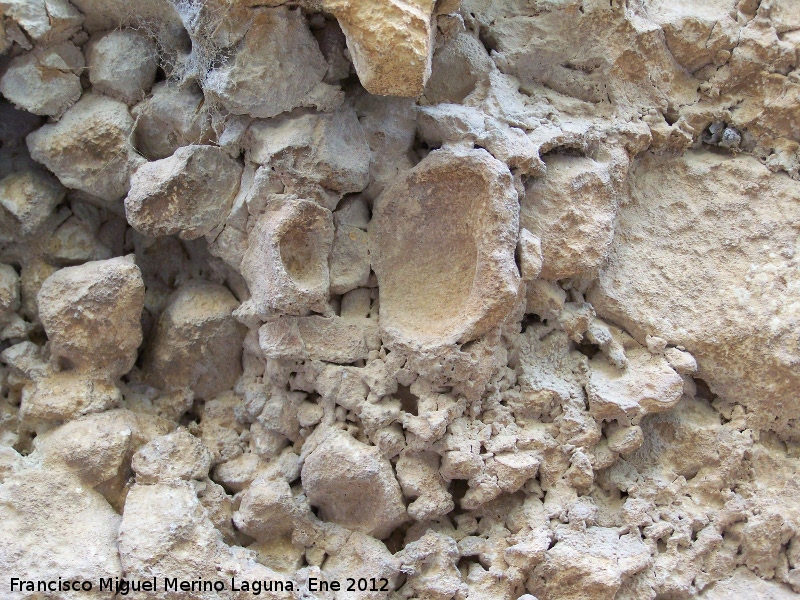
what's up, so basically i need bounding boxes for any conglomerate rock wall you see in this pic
[0,0,799,598]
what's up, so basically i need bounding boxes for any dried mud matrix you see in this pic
[0,0,799,599]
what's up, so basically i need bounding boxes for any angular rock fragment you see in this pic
[144,281,246,400]
[125,145,243,240]
[26,94,145,202]
[0,471,121,600]
[0,168,65,235]
[203,6,341,118]
[245,107,370,201]
[259,315,376,364]
[131,428,213,484]
[86,29,158,105]
[239,196,334,318]
[301,427,407,538]
[132,82,212,160]
[321,0,439,96]
[38,255,144,378]
[0,44,83,117]
[521,154,617,281]
[0,0,83,44]
[371,147,520,349]
[588,348,683,424]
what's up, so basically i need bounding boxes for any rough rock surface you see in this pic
[1,1,800,599]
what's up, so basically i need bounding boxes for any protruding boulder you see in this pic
[521,154,617,281]
[370,147,520,349]
[144,282,247,400]
[132,82,212,160]
[301,427,407,538]
[125,145,243,240]
[203,6,341,118]
[245,107,370,202]
[321,0,440,96]
[0,168,65,235]
[239,196,334,318]
[0,44,83,117]
[26,94,145,202]
[258,315,377,364]
[37,256,145,378]
[86,29,158,105]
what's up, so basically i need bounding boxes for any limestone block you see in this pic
[323,533,401,599]
[239,196,334,318]
[125,145,243,240]
[370,147,520,350]
[0,168,65,235]
[203,6,340,118]
[301,427,407,538]
[26,93,145,202]
[588,348,683,424]
[0,44,82,117]
[517,228,543,282]
[132,82,212,160]
[37,255,145,378]
[0,0,83,44]
[521,154,617,281]
[245,107,370,199]
[396,450,453,521]
[233,477,300,540]
[131,428,213,484]
[0,471,121,600]
[86,29,158,105]
[396,531,466,600]
[321,0,438,97]
[0,264,20,323]
[329,224,371,294]
[588,152,800,438]
[259,315,375,364]
[144,282,247,400]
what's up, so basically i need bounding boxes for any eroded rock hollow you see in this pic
[0,0,799,598]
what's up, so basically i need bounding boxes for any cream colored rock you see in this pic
[0,44,83,117]
[371,147,520,349]
[125,145,243,240]
[144,282,247,400]
[203,6,340,118]
[258,315,375,364]
[26,94,145,202]
[0,471,121,600]
[132,428,213,484]
[521,154,617,281]
[132,82,213,160]
[321,0,438,96]
[86,29,158,105]
[588,347,683,424]
[0,168,65,235]
[239,196,334,318]
[0,0,83,44]
[38,256,144,378]
[589,152,800,439]
[245,107,370,203]
[301,427,407,538]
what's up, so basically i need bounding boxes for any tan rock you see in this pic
[125,145,243,240]
[0,168,65,235]
[86,29,158,105]
[239,196,334,318]
[588,152,800,438]
[0,471,121,600]
[258,315,375,364]
[301,427,407,538]
[321,0,438,96]
[132,428,213,484]
[371,147,520,350]
[144,281,247,400]
[0,44,83,117]
[26,93,145,202]
[37,256,144,378]
[203,6,340,118]
[521,154,617,281]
